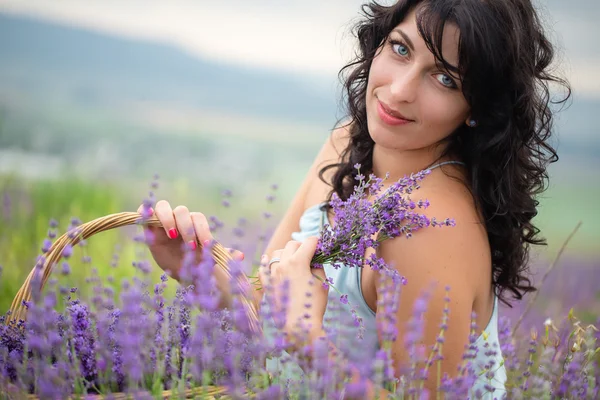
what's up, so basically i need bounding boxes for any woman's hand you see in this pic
[137,200,244,283]
[259,237,328,349]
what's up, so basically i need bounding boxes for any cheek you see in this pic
[419,93,468,132]
[366,53,387,93]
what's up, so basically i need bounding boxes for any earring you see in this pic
[466,119,477,128]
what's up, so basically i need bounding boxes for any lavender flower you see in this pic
[67,302,97,381]
[311,167,451,280]
[0,177,598,400]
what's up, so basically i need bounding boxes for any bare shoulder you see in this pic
[378,171,491,295]
[303,123,352,208]
[317,123,351,168]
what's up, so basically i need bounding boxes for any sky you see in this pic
[0,0,598,97]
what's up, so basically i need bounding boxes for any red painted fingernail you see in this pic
[168,228,178,239]
[238,253,245,261]
[188,240,197,250]
[203,239,211,247]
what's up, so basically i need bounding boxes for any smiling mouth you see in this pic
[375,98,415,126]
[376,97,414,122]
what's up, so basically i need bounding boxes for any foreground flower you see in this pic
[0,178,598,399]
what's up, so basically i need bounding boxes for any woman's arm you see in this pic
[374,184,487,395]
[251,124,350,310]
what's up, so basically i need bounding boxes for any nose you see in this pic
[389,65,420,104]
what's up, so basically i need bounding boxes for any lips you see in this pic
[377,99,413,121]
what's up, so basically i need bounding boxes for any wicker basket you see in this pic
[5,211,261,399]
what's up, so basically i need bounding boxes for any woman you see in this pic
[140,0,569,397]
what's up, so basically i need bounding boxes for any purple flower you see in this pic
[322,277,334,289]
[209,215,224,231]
[67,303,97,381]
[62,244,73,258]
[41,239,52,253]
[3,167,598,400]
[61,262,71,275]
[256,385,282,399]
[311,167,451,276]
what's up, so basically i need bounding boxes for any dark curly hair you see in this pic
[319,0,571,306]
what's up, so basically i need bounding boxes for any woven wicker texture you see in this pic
[6,211,261,333]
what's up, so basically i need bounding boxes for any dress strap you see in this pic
[319,206,325,230]
[427,160,466,171]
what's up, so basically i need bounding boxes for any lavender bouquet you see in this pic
[310,164,454,285]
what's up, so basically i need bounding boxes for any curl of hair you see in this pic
[319,0,571,306]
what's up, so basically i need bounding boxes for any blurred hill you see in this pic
[0,13,338,125]
[0,13,345,189]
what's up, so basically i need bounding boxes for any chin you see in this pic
[366,113,411,151]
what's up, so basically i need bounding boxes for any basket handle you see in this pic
[5,212,261,334]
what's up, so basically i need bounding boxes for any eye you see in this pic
[436,73,457,89]
[390,41,409,57]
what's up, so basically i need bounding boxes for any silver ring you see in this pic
[268,257,281,268]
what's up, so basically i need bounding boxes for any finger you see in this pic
[136,203,154,217]
[154,200,178,240]
[294,236,320,264]
[269,249,284,276]
[136,204,158,242]
[258,256,270,287]
[190,212,214,248]
[257,254,269,284]
[226,248,245,262]
[282,240,302,259]
[270,249,283,265]
[173,205,197,250]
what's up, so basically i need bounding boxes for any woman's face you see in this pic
[366,7,470,153]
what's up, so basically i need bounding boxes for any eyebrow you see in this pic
[391,28,415,51]
[391,27,460,74]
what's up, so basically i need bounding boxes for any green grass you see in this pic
[0,173,283,314]
[0,174,171,313]
[534,178,600,258]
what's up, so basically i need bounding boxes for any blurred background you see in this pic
[0,0,598,331]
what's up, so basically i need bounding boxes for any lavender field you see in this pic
[0,170,599,398]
